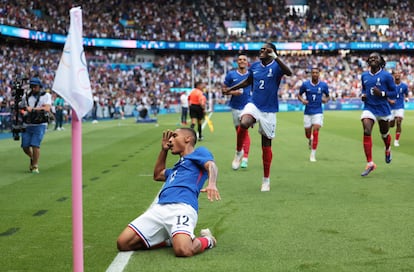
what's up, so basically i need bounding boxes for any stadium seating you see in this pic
[0,1,413,124]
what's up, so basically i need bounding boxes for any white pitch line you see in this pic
[106,186,163,271]
[106,251,133,272]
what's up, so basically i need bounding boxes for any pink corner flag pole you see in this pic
[52,7,93,271]
[72,111,84,272]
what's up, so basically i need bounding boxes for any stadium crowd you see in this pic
[1,0,413,42]
[0,0,413,126]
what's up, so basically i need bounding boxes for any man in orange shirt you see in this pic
[188,81,206,141]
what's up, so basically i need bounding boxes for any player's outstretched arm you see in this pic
[201,161,220,202]
[223,76,252,94]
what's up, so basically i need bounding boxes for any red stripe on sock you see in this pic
[312,130,319,150]
[384,134,391,150]
[363,135,372,162]
[197,237,209,252]
[262,146,272,178]
[237,126,247,152]
[395,132,401,141]
[243,130,250,157]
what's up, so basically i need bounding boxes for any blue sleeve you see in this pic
[299,82,306,95]
[164,168,172,179]
[187,147,214,167]
[361,74,367,95]
[224,71,232,87]
[403,83,409,96]
[323,82,330,96]
[385,73,397,98]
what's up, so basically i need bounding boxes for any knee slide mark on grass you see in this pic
[33,210,48,216]
[0,227,20,237]
[318,228,340,235]
[101,145,152,174]
[1,197,70,238]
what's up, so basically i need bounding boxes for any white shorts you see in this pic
[128,203,198,248]
[360,110,392,122]
[391,109,404,119]
[240,103,276,139]
[304,114,324,128]
[231,108,243,127]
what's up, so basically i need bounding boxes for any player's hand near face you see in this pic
[267,48,278,59]
[162,130,173,150]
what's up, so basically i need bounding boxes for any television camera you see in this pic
[11,75,28,141]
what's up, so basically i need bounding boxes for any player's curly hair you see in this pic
[265,42,277,53]
[378,54,386,69]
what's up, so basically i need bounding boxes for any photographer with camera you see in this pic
[20,77,52,174]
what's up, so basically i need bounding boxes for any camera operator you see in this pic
[20,77,52,174]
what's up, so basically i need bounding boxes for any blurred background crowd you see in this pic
[2,0,413,42]
[0,0,413,125]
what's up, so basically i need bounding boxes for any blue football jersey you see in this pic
[361,69,397,116]
[391,82,408,110]
[224,69,252,110]
[299,80,330,115]
[158,146,214,212]
[249,60,285,112]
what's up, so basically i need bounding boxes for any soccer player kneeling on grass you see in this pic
[116,128,220,257]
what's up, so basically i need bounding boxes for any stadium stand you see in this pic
[1,0,413,42]
[0,0,413,128]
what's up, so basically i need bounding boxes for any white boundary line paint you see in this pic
[106,186,163,272]
[106,251,133,272]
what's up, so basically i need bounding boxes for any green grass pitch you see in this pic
[1,111,414,272]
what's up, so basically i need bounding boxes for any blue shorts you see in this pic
[21,125,47,148]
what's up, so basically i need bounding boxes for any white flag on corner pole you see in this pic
[52,6,92,119]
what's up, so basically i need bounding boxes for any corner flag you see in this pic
[51,7,92,272]
[52,6,93,119]
[205,114,214,132]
